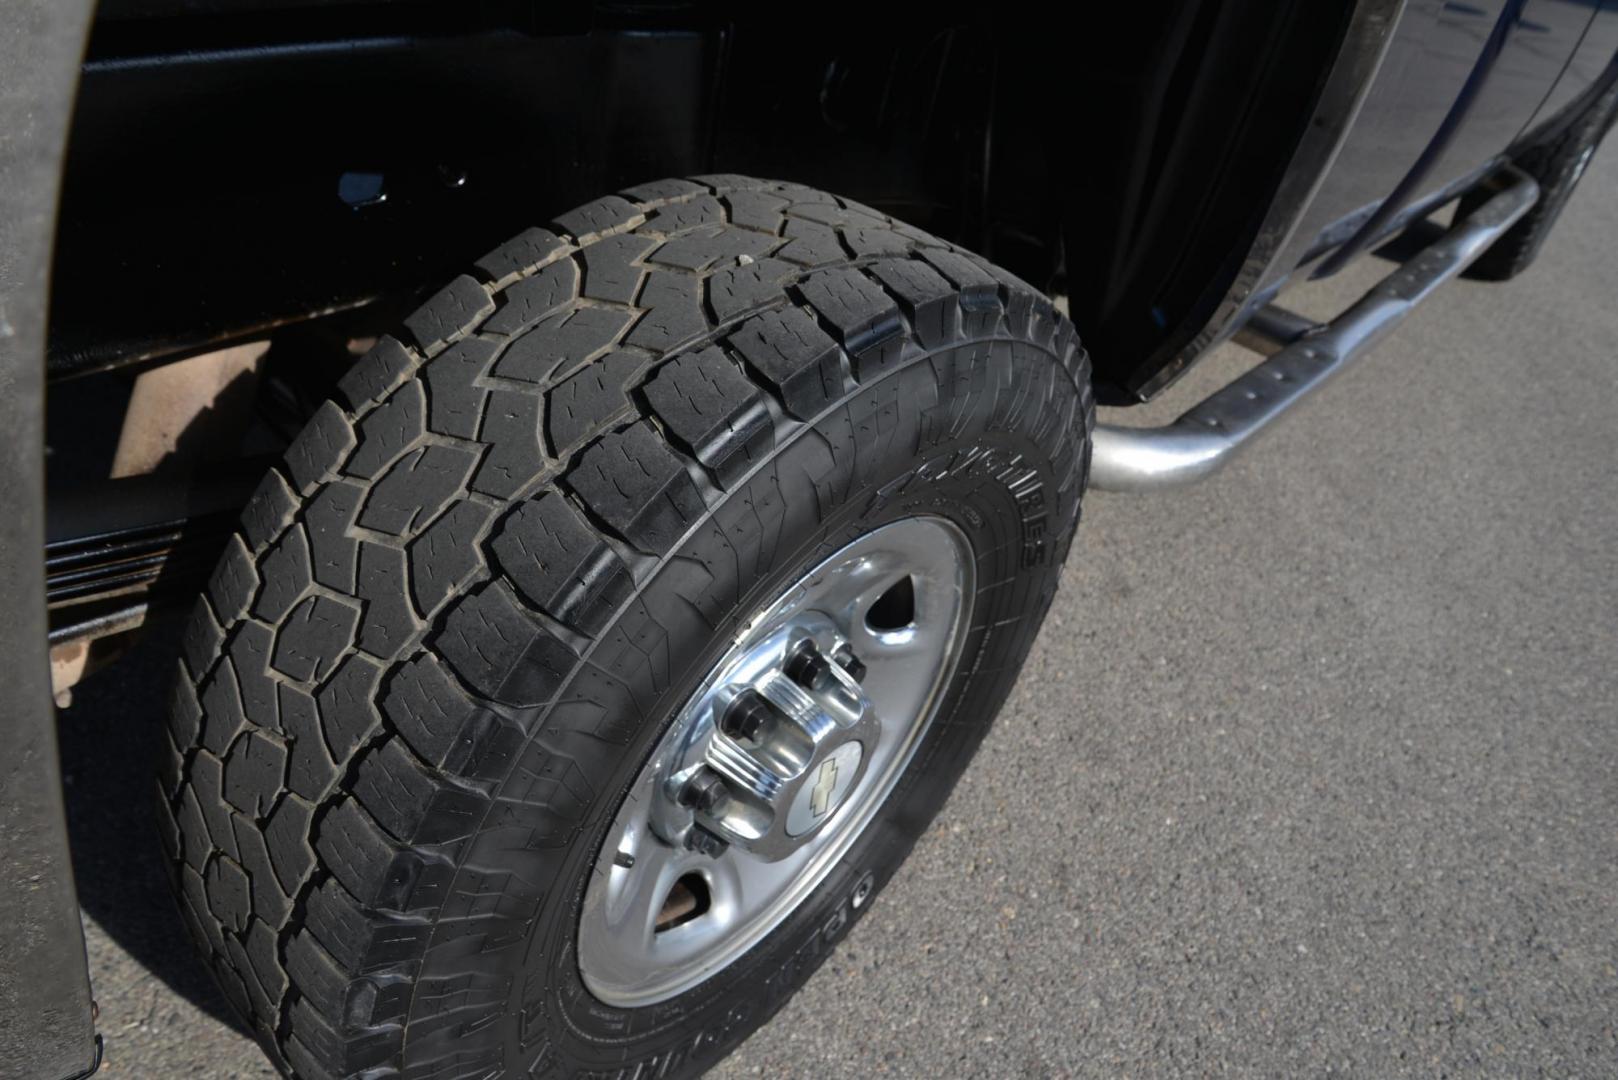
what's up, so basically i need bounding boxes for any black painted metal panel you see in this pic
[0,0,101,1076]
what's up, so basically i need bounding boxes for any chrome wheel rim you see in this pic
[577,516,975,1007]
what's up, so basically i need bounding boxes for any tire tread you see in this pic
[166,175,1094,1078]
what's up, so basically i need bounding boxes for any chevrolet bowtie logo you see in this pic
[809,757,839,817]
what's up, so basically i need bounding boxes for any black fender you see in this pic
[0,0,101,1076]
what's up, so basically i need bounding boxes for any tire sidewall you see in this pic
[408,337,1084,1077]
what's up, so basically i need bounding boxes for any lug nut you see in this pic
[721,689,775,741]
[685,824,729,858]
[784,640,832,689]
[678,769,727,813]
[832,643,866,682]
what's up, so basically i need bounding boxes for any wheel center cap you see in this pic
[786,740,864,836]
[646,612,884,862]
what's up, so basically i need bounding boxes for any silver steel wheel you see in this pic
[577,516,975,1007]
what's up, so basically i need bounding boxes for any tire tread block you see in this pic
[490,491,633,635]
[643,194,726,234]
[434,582,577,707]
[474,226,567,286]
[553,195,643,241]
[223,729,287,818]
[337,336,416,412]
[240,469,298,553]
[271,595,359,683]
[495,307,636,385]
[471,389,546,499]
[644,346,775,486]
[483,259,580,337]
[422,337,500,441]
[581,233,657,304]
[284,403,358,493]
[404,275,494,356]
[409,501,495,616]
[546,349,648,455]
[727,307,843,420]
[358,445,479,537]
[567,421,704,554]
[304,481,364,594]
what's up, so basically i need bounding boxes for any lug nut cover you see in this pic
[720,689,775,741]
[685,825,729,858]
[784,640,831,688]
[678,769,727,812]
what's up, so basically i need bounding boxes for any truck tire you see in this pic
[158,175,1092,1079]
[1463,78,1618,281]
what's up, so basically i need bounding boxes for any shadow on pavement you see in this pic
[56,622,247,1032]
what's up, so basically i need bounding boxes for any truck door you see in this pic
[1294,0,1594,267]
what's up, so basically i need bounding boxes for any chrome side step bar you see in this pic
[1089,166,1540,493]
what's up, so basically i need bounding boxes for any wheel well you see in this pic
[49,1,1358,400]
[1007,0,1358,402]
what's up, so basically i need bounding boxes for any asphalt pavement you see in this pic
[59,141,1618,1078]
